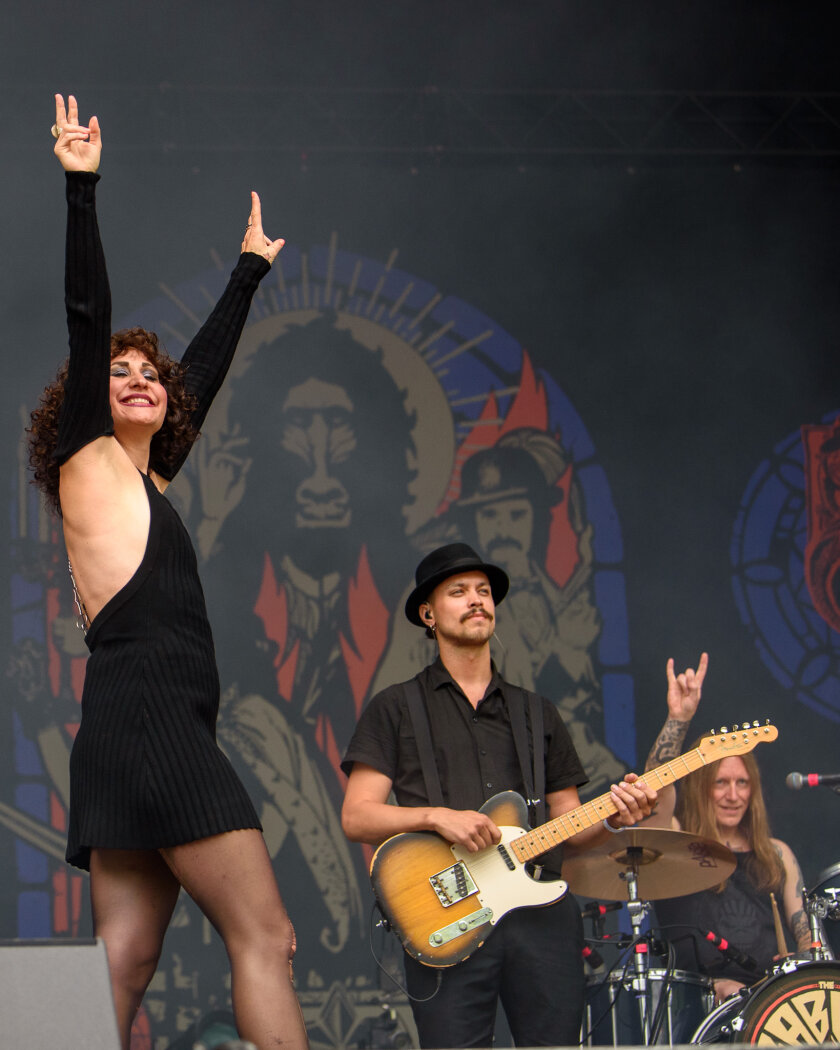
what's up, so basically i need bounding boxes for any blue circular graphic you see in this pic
[731,414,840,722]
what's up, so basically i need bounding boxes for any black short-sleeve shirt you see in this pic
[341,657,587,812]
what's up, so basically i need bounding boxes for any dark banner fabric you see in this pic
[2,64,840,1050]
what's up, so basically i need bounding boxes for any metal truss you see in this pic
[33,87,840,163]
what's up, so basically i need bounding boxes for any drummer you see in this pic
[642,652,812,1002]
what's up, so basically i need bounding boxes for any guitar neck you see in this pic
[509,747,708,864]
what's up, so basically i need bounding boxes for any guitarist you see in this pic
[341,543,658,1049]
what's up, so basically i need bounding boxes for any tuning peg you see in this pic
[719,726,728,734]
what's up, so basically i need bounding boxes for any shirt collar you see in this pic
[427,655,505,699]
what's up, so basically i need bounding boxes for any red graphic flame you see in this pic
[802,421,840,633]
[340,546,390,718]
[545,466,578,587]
[437,350,549,514]
[253,553,298,701]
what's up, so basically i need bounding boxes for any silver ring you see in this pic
[51,124,62,140]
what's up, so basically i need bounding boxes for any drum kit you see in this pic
[562,828,840,1046]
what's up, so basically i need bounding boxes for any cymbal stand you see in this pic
[620,849,655,1045]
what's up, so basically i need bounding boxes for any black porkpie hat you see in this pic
[404,543,509,627]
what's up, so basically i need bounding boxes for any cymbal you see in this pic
[562,827,736,901]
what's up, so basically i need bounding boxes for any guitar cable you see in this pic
[367,902,444,1003]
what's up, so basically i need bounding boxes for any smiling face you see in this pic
[109,348,168,435]
[421,570,496,647]
[711,756,752,832]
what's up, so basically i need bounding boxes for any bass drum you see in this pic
[808,862,840,957]
[691,961,840,1044]
[583,968,713,1046]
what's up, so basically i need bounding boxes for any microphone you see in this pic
[580,901,622,920]
[703,929,762,976]
[582,944,604,969]
[786,771,840,789]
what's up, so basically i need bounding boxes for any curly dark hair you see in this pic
[28,327,198,515]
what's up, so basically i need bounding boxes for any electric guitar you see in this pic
[369,721,778,966]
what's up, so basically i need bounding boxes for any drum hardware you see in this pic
[806,861,840,960]
[803,892,836,961]
[565,829,736,1046]
[577,858,666,1044]
[584,965,713,1046]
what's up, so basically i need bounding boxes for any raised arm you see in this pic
[642,652,708,827]
[155,193,285,480]
[52,95,115,469]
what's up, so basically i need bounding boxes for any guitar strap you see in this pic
[509,690,568,878]
[508,689,546,827]
[405,677,445,807]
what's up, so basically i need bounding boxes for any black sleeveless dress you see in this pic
[66,473,260,868]
[56,172,268,870]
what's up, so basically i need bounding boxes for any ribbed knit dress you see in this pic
[56,171,266,871]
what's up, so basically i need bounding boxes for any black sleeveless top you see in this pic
[655,852,787,984]
[56,172,269,869]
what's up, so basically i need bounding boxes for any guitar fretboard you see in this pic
[509,724,776,863]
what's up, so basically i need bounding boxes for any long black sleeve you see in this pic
[51,169,269,479]
[53,172,115,467]
[152,252,270,481]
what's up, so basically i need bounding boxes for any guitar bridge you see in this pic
[429,861,479,907]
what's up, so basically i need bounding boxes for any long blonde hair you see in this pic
[675,748,785,894]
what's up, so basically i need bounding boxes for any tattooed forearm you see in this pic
[645,718,692,770]
[790,908,811,951]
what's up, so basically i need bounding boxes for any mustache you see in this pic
[461,609,492,623]
[485,537,525,555]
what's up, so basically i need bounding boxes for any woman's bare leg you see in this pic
[89,849,181,1050]
[161,829,308,1050]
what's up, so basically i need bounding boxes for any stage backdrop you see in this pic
[3,124,840,1047]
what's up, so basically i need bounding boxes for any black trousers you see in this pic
[403,893,584,1048]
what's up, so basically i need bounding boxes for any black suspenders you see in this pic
[404,676,545,826]
[405,677,446,808]
[509,690,546,827]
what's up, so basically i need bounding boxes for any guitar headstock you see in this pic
[696,721,778,760]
